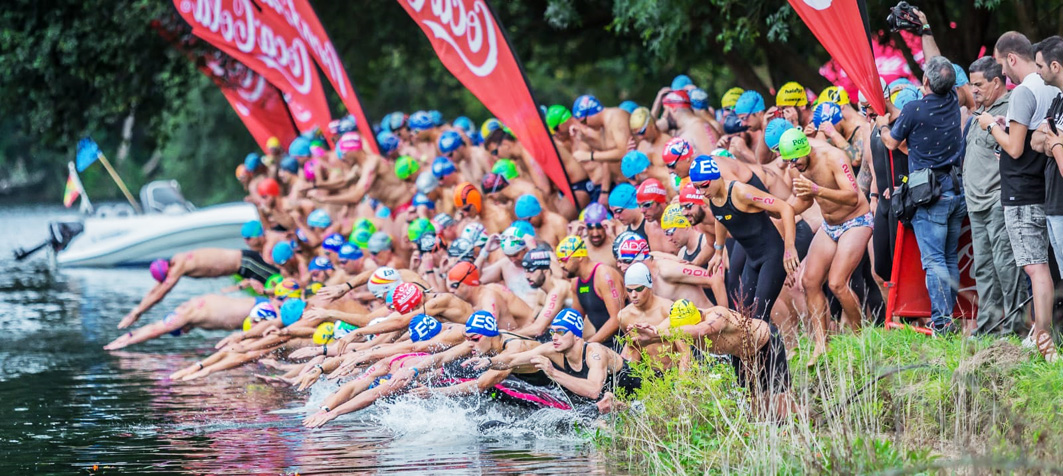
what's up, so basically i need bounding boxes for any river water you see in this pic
[0,205,621,475]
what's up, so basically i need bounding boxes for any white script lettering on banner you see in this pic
[406,0,499,77]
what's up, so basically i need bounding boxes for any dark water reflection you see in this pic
[0,205,621,474]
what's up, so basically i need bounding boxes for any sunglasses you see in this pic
[465,334,483,342]
[665,161,679,170]
[610,207,626,216]
[489,147,499,156]
[680,203,697,211]
[548,328,571,337]
[638,201,657,209]
[664,228,677,236]
[626,285,647,293]
[586,223,604,230]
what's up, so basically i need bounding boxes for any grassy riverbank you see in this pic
[597,327,1063,474]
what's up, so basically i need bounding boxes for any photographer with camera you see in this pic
[889,3,975,113]
[877,56,966,336]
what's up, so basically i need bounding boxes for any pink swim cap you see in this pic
[149,259,169,283]
[303,159,318,182]
[337,132,363,155]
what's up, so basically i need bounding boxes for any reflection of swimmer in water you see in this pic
[104,295,260,350]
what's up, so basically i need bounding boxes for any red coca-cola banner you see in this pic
[820,35,921,104]
[397,0,575,205]
[788,0,888,115]
[253,0,380,154]
[203,58,299,152]
[174,0,332,136]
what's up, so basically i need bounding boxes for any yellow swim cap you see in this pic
[661,203,691,230]
[266,137,281,150]
[242,316,254,332]
[629,107,651,133]
[721,87,745,110]
[556,235,588,259]
[312,322,336,345]
[815,86,851,106]
[274,278,301,298]
[669,299,701,327]
[776,82,808,107]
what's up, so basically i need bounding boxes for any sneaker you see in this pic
[931,319,959,337]
[1021,327,1036,349]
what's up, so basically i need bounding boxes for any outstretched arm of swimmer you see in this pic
[351,311,411,337]
[120,269,183,328]
[104,317,187,350]
[413,341,475,373]
[676,307,729,341]
[491,342,555,370]
[435,368,514,397]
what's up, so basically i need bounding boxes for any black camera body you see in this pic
[887,1,922,33]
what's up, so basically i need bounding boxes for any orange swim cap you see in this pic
[453,182,483,214]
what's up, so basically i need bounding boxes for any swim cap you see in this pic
[271,241,294,265]
[511,220,535,238]
[431,156,456,179]
[266,137,281,150]
[408,111,434,131]
[888,78,914,91]
[721,87,745,109]
[636,178,667,204]
[481,118,502,138]
[242,316,254,332]
[322,233,345,252]
[244,153,262,171]
[511,194,541,219]
[491,159,519,180]
[304,281,325,298]
[295,228,309,243]
[498,228,527,257]
[309,255,333,272]
[812,102,843,129]
[608,183,639,210]
[662,137,694,167]
[815,86,850,106]
[416,172,440,195]
[671,74,693,90]
[613,232,649,262]
[551,308,584,337]
[460,222,489,247]
[546,105,573,134]
[448,261,481,287]
[624,262,654,288]
[410,314,443,342]
[662,89,691,109]
[279,156,299,174]
[583,202,610,226]
[235,164,248,179]
[621,150,651,179]
[438,130,463,154]
[392,282,424,314]
[257,177,281,197]
[413,191,436,210]
[279,298,305,326]
[288,137,311,157]
[482,173,509,194]
[618,100,639,113]
[149,259,169,283]
[521,244,553,271]
[690,88,709,110]
[775,82,808,107]
[429,110,444,126]
[275,278,301,298]
[734,91,766,115]
[312,322,335,345]
[661,203,691,230]
[264,274,284,293]
[377,131,400,154]
[309,142,327,158]
[465,310,500,337]
[349,219,376,248]
[952,63,969,88]
[764,118,796,151]
[395,156,419,181]
[307,209,331,228]
[572,95,603,119]
[669,299,701,327]
[629,107,651,133]
[241,220,264,239]
[556,235,588,259]
[303,159,320,182]
[337,132,362,155]
[367,232,393,254]
[891,86,923,109]
[678,183,704,205]
[447,237,474,259]
[338,243,364,261]
[453,116,475,135]
[408,218,436,242]
[367,266,402,298]
[333,320,358,339]
[722,112,749,134]
[689,155,722,182]
[778,129,811,161]
[454,182,483,213]
[247,302,277,324]
[433,213,457,230]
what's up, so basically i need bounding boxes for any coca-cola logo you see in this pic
[180,0,315,95]
[803,0,832,10]
[406,0,499,77]
[255,0,350,98]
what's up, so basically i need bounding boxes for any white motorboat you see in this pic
[43,180,256,267]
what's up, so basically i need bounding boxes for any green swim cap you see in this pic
[491,159,519,180]
[264,273,284,293]
[778,129,811,161]
[546,105,572,134]
[395,155,420,180]
[353,218,377,234]
[407,217,436,242]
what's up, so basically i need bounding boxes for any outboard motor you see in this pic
[13,221,84,261]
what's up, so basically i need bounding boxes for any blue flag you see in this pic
[76,137,101,173]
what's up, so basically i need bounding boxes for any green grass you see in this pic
[597,328,1063,474]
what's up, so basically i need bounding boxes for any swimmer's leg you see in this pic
[104,314,190,350]
[183,344,283,380]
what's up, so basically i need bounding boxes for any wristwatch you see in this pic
[986,122,995,134]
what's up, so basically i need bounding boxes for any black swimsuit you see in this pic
[501,333,552,387]
[551,343,642,399]
[577,264,618,351]
[680,234,704,263]
[238,250,279,283]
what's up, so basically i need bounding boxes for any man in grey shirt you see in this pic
[964,57,1028,336]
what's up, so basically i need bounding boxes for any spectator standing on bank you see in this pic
[1032,36,1063,279]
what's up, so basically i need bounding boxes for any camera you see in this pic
[886,2,922,33]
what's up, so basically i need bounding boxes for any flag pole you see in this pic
[95,151,141,213]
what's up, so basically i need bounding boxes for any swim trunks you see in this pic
[730,325,791,396]
[238,250,280,283]
[821,211,874,242]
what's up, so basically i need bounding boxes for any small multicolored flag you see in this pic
[63,173,80,207]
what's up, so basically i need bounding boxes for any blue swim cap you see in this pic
[952,63,969,88]
[280,298,306,326]
[375,205,391,219]
[608,183,638,210]
[409,111,434,131]
[241,220,264,239]
[338,243,364,261]
[410,314,442,342]
[383,111,407,131]
[514,194,542,219]
[764,118,796,150]
[280,156,299,174]
[572,95,603,119]
[551,307,584,337]
[309,255,333,271]
[271,241,294,265]
[452,116,475,135]
[893,86,923,109]
[512,220,535,238]
[887,78,913,91]
[377,131,400,154]
[621,150,651,179]
[438,130,463,154]
[468,131,483,146]
[690,89,709,110]
[413,192,435,210]
[722,112,749,134]
[734,91,766,115]
[295,228,309,243]
[812,102,843,129]
[244,153,262,171]
[671,74,693,91]
[465,310,500,337]
[288,137,311,157]
[689,155,722,182]
[618,100,639,113]
[429,110,444,126]
[431,156,456,178]
[307,209,331,228]
[323,233,345,253]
